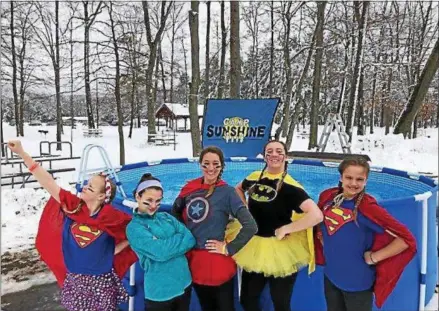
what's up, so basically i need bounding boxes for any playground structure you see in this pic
[1,141,80,188]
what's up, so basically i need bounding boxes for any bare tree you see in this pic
[279,2,304,138]
[10,1,20,136]
[108,2,126,164]
[81,1,103,129]
[167,3,186,102]
[345,1,368,141]
[268,1,275,97]
[202,1,212,102]
[243,2,263,97]
[308,1,327,150]
[189,0,202,156]
[217,0,227,98]
[394,37,439,137]
[229,1,241,97]
[32,2,73,150]
[5,2,38,136]
[142,1,172,139]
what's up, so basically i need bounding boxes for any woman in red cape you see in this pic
[314,157,416,311]
[8,140,137,311]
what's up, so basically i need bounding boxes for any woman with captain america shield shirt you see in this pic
[172,146,258,311]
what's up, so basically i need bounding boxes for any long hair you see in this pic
[248,139,288,196]
[199,146,225,198]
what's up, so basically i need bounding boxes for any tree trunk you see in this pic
[356,71,365,135]
[95,79,99,128]
[369,69,377,134]
[436,100,439,127]
[308,1,326,150]
[142,1,172,140]
[280,3,293,138]
[189,1,202,156]
[229,1,240,98]
[345,1,368,142]
[109,2,125,165]
[268,0,274,97]
[129,70,136,138]
[385,69,393,135]
[70,17,74,142]
[10,2,20,137]
[218,1,226,98]
[54,2,63,149]
[394,38,439,137]
[285,33,315,150]
[204,1,211,102]
[158,46,167,102]
[84,2,95,129]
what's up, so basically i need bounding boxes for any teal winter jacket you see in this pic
[126,211,195,301]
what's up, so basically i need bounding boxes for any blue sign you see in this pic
[201,98,280,157]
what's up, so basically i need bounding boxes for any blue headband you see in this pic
[136,180,163,194]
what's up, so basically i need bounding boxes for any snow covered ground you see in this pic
[1,122,438,309]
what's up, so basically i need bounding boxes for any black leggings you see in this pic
[144,285,192,311]
[240,270,298,311]
[324,276,373,311]
[193,278,235,311]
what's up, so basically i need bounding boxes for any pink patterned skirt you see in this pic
[60,269,128,311]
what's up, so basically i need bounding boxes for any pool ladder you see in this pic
[76,144,127,199]
[76,144,136,311]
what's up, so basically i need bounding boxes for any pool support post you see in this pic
[414,191,432,311]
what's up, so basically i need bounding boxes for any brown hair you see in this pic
[248,140,288,196]
[199,146,225,198]
[133,173,162,198]
[336,156,370,224]
[338,156,370,177]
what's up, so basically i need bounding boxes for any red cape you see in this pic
[314,188,417,308]
[35,196,138,287]
[178,177,227,198]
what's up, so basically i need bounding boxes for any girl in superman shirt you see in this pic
[8,140,137,311]
[315,156,417,311]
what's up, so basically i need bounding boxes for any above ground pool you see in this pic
[110,157,438,311]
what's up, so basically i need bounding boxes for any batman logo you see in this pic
[250,184,277,202]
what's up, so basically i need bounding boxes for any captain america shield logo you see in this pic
[186,197,210,223]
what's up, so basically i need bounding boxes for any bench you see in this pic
[1,167,76,188]
[83,128,103,137]
[148,133,177,146]
[38,130,49,137]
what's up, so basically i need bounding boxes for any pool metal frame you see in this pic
[77,154,438,311]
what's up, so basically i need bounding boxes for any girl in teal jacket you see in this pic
[126,173,196,311]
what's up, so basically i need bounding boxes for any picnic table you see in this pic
[83,128,103,137]
[148,133,177,146]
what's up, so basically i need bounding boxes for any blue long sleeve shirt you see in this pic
[126,211,195,302]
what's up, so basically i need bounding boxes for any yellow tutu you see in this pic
[225,215,315,278]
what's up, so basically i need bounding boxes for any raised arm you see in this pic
[8,140,61,202]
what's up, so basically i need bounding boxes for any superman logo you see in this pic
[250,184,277,202]
[70,223,103,248]
[323,207,354,235]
